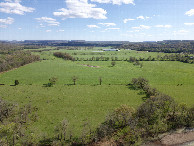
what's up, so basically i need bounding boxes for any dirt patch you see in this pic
[160,131,194,145]
[80,64,100,68]
[144,129,194,146]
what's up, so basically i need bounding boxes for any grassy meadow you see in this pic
[0,47,193,140]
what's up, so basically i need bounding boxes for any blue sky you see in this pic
[0,0,194,41]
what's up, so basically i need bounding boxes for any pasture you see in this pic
[0,47,193,140]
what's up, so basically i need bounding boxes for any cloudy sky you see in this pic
[0,0,194,41]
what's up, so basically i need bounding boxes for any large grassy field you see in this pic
[0,47,193,140]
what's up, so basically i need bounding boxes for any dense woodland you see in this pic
[0,43,40,72]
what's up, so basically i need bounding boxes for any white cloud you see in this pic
[179,30,188,33]
[0,17,14,24]
[87,25,100,28]
[184,23,194,26]
[132,25,150,29]
[18,27,22,29]
[0,0,35,15]
[35,17,60,26]
[91,0,135,5]
[123,18,135,23]
[99,22,116,26]
[136,16,150,20]
[53,0,107,19]
[173,30,188,35]
[155,25,172,28]
[39,23,45,27]
[137,16,145,20]
[0,24,7,28]
[46,30,51,32]
[0,17,14,28]
[185,9,194,16]
[57,29,65,32]
[105,27,120,30]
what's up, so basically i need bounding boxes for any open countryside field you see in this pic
[0,47,194,140]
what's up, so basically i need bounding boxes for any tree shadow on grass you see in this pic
[127,84,148,102]
[127,84,138,90]
[142,96,149,102]
[64,84,74,86]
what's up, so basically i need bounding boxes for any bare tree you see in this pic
[99,77,102,85]
[72,76,78,85]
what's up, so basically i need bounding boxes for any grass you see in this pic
[0,84,143,138]
[0,60,193,86]
[0,47,193,140]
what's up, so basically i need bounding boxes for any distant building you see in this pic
[103,48,120,51]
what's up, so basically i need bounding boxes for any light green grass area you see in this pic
[32,47,171,60]
[0,47,193,139]
[0,85,142,137]
[154,85,194,107]
[0,60,193,86]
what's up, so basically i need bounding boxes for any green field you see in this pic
[0,47,193,140]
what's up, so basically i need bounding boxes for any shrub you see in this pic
[14,80,19,86]
[113,126,142,146]
[95,105,134,140]
[46,77,57,87]
[135,94,176,137]
[111,61,116,67]
[131,77,149,90]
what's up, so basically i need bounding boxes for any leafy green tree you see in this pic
[111,61,116,67]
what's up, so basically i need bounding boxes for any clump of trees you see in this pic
[0,51,40,72]
[53,52,74,61]
[131,77,158,98]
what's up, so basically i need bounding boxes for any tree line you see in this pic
[120,41,194,54]
[53,52,193,64]
[53,52,74,60]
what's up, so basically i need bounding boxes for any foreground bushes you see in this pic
[0,99,39,145]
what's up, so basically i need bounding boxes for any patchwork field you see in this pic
[0,47,193,140]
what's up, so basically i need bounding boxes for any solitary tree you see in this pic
[72,76,78,85]
[99,77,102,85]
[47,77,57,87]
[111,61,116,67]
[15,80,19,86]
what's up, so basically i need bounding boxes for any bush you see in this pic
[111,61,116,67]
[135,94,176,137]
[131,77,149,90]
[113,126,142,145]
[46,77,57,87]
[95,105,134,140]
[14,80,19,86]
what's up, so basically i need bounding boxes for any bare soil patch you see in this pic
[80,64,100,68]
